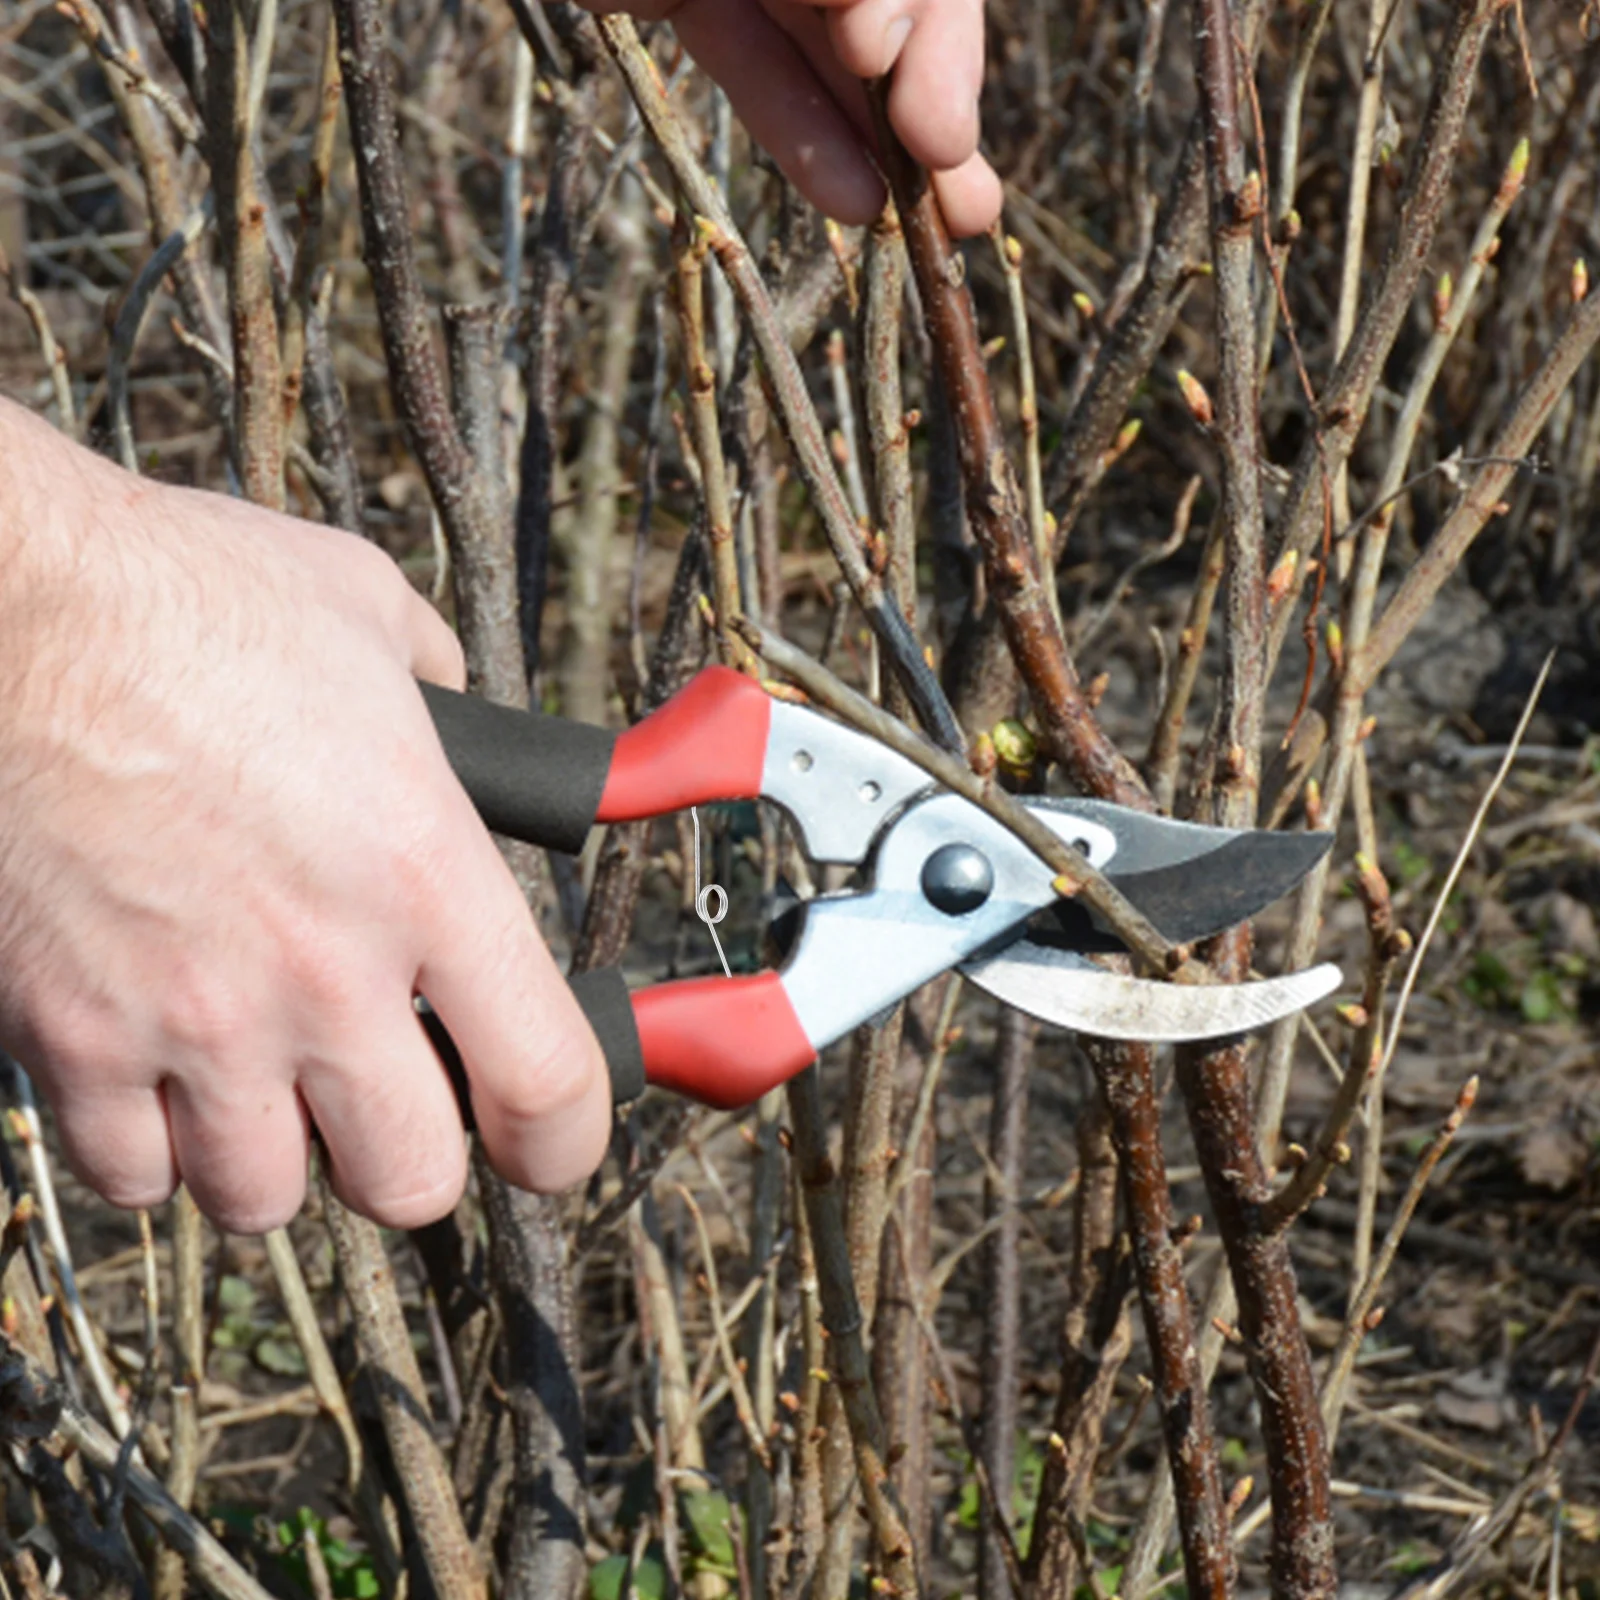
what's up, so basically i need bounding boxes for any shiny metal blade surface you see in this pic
[961,943,1342,1041]
[1019,799,1333,944]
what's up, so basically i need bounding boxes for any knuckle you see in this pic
[158,959,254,1063]
[29,1017,110,1085]
[282,938,370,1036]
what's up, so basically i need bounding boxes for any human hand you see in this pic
[589,0,1001,237]
[0,401,610,1233]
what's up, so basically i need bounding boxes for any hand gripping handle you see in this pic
[421,967,817,1114]
[420,668,773,855]
[419,671,814,1110]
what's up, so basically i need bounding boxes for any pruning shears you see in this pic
[421,668,1341,1110]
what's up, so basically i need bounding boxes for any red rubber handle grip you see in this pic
[597,667,771,822]
[632,972,817,1107]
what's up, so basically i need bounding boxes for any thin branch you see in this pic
[332,0,509,670]
[596,15,961,750]
[675,1185,771,1471]
[1320,1075,1478,1444]
[207,0,283,508]
[1267,291,1600,819]
[991,226,1056,630]
[4,1065,130,1438]
[676,223,757,673]
[0,241,74,429]
[59,0,200,144]
[0,1337,276,1600]
[1259,857,1408,1234]
[868,81,1147,805]
[788,1067,920,1598]
[107,201,210,472]
[325,1193,487,1600]
[1263,0,1510,679]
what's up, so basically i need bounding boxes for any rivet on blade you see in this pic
[921,843,995,916]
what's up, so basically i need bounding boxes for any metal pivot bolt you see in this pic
[921,843,995,916]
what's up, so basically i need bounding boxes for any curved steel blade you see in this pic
[961,943,1342,1041]
[1020,799,1333,944]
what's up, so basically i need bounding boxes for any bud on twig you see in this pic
[1177,369,1214,427]
[825,218,858,312]
[1266,548,1298,605]
[760,678,810,705]
[1574,258,1590,305]
[1496,136,1530,208]
[990,718,1037,781]
[1226,1476,1255,1523]
[969,731,998,779]
[1325,619,1344,673]
[1099,417,1142,473]
[1304,777,1323,830]
[1432,272,1454,330]
[1234,170,1263,224]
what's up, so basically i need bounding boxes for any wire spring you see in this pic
[691,807,731,978]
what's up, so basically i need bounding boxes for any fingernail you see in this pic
[884,13,912,65]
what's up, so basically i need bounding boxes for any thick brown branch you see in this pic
[1084,1038,1233,1600]
[331,0,507,670]
[868,88,1145,805]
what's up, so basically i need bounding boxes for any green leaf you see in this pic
[1464,951,1517,1010]
[590,1551,668,1600]
[955,1473,980,1530]
[217,1274,256,1315]
[680,1489,737,1567]
[273,1507,381,1600]
[254,1333,309,1377]
[1520,967,1570,1024]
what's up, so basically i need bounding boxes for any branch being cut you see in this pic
[739,620,1213,984]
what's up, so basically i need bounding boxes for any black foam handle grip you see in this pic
[419,966,647,1125]
[420,682,618,857]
